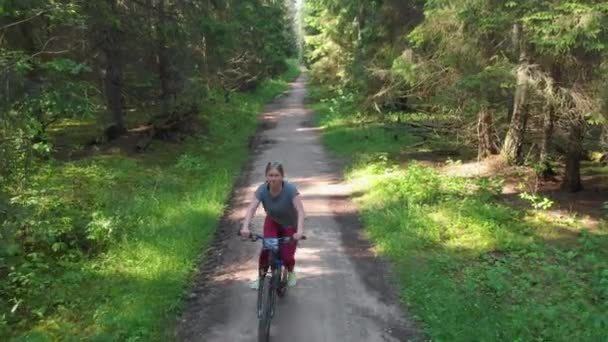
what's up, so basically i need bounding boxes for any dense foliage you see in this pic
[306,2,608,339]
[1,0,298,185]
[304,0,608,191]
[312,78,608,342]
[1,1,298,338]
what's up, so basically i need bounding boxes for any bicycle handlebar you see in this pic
[236,231,307,242]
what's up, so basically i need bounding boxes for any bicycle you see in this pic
[238,231,306,342]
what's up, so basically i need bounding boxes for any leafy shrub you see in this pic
[519,192,555,210]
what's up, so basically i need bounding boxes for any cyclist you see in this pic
[240,161,306,289]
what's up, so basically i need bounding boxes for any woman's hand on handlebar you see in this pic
[293,232,305,241]
[239,227,251,238]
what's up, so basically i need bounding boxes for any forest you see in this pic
[2,0,608,340]
[303,0,608,340]
[1,0,299,339]
[304,0,608,190]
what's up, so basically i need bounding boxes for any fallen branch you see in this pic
[135,108,199,151]
[1,11,47,30]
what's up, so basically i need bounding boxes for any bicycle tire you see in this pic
[256,277,264,318]
[258,276,272,342]
[270,268,280,317]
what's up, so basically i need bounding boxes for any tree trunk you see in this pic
[538,63,564,179]
[101,1,126,135]
[157,0,170,116]
[539,108,554,163]
[562,116,584,192]
[501,63,529,165]
[538,104,557,180]
[541,63,562,165]
[502,22,529,165]
[601,125,608,153]
[20,19,47,144]
[202,34,210,92]
[477,107,499,160]
[510,22,521,61]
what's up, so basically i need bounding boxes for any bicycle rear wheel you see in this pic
[258,276,272,342]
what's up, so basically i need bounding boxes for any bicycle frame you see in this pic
[238,231,304,342]
[255,236,292,319]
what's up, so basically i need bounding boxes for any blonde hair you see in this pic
[265,162,284,177]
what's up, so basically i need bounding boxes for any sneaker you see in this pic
[287,272,297,287]
[250,279,260,290]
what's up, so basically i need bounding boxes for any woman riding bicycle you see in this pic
[240,162,306,288]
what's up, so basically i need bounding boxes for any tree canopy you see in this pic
[304,0,608,191]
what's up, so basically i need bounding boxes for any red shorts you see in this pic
[259,216,297,272]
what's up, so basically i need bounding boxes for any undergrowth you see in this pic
[0,59,300,341]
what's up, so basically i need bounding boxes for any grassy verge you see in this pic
[2,59,300,341]
[310,85,608,341]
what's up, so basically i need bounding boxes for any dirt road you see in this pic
[176,75,418,342]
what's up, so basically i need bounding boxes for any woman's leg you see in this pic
[258,216,281,272]
[279,227,297,272]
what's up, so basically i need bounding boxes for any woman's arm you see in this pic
[241,195,260,235]
[292,194,305,239]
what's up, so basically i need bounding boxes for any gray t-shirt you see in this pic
[255,181,300,228]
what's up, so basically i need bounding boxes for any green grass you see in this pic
[582,161,608,179]
[1,59,300,341]
[310,85,608,341]
[310,89,422,163]
[309,85,475,164]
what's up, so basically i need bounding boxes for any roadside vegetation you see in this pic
[311,85,607,341]
[1,1,299,340]
[305,1,608,340]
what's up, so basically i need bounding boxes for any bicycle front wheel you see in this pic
[258,276,272,342]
